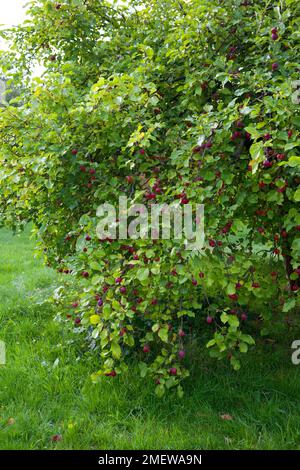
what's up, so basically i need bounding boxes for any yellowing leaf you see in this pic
[90,315,100,325]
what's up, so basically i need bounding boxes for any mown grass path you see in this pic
[0,229,299,449]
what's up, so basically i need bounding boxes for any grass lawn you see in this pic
[0,228,300,450]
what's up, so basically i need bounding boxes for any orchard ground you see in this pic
[0,227,300,450]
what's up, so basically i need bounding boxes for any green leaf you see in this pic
[155,384,165,397]
[220,312,229,324]
[158,326,169,343]
[240,334,255,345]
[230,356,241,371]
[177,385,184,398]
[282,298,296,313]
[239,342,248,353]
[111,341,121,360]
[294,188,300,202]
[286,156,300,167]
[136,268,150,281]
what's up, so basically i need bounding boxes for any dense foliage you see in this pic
[0,0,299,396]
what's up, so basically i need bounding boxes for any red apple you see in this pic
[178,350,186,359]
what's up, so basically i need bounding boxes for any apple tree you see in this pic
[0,0,299,396]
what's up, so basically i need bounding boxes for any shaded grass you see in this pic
[0,228,300,450]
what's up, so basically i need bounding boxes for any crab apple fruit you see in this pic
[209,239,216,247]
[264,133,272,140]
[97,299,103,307]
[51,434,62,442]
[192,145,202,154]
[277,153,285,161]
[139,149,145,155]
[288,130,293,138]
[199,272,205,278]
[281,229,288,238]
[181,197,189,204]
[263,160,272,168]
[271,33,278,40]
[106,370,117,377]
[85,234,91,241]
[143,344,150,353]
[74,317,81,325]
[178,350,186,359]
[256,209,267,216]
[126,175,134,184]
[80,165,86,172]
[241,313,248,321]
[145,192,156,200]
[192,278,198,286]
[228,293,238,301]
[120,286,127,294]
[72,302,79,308]
[115,277,122,284]
[169,367,177,376]
[252,282,260,288]
[236,282,242,289]
[178,329,186,338]
[206,315,213,324]
[71,149,78,155]
[82,271,89,278]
